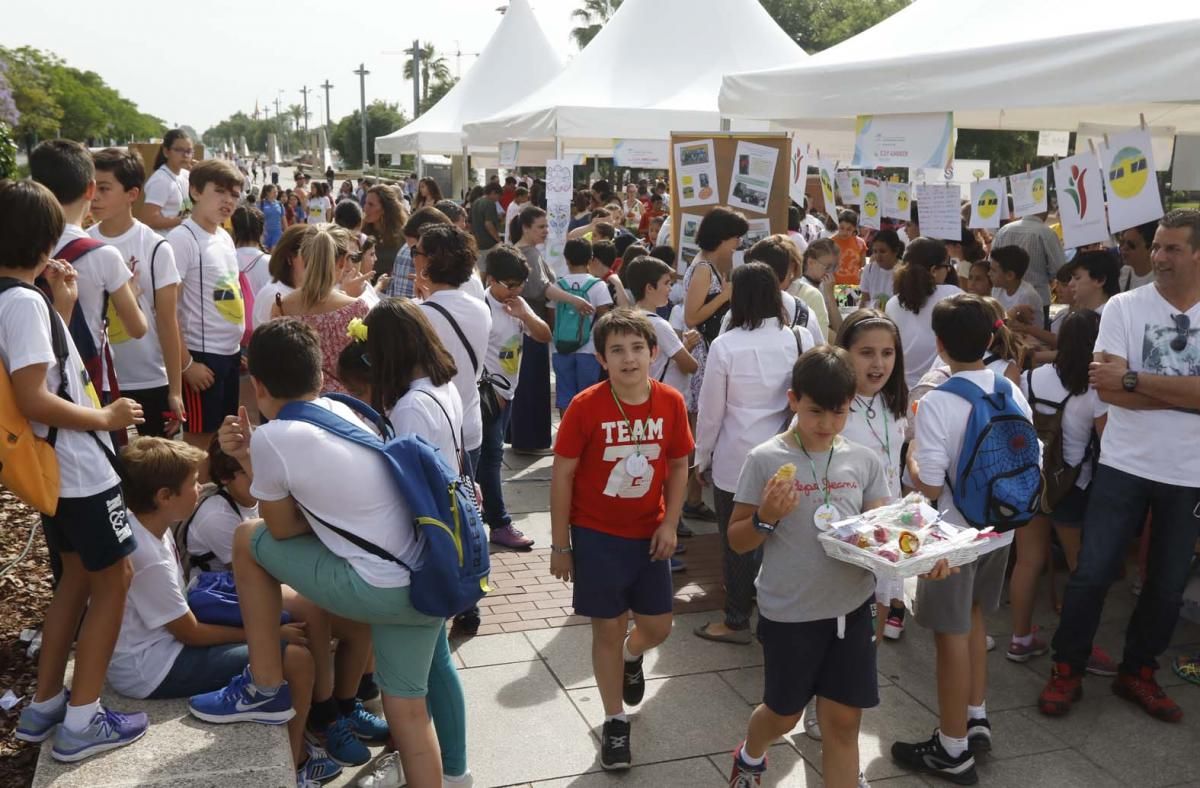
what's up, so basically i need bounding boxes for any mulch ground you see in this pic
[0,489,52,788]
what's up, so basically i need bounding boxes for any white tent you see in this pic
[464,0,807,154]
[719,0,1200,133]
[374,0,563,161]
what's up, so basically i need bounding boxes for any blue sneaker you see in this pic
[50,707,148,762]
[15,690,69,743]
[300,741,343,783]
[670,557,686,573]
[188,667,294,725]
[318,715,370,766]
[346,700,389,742]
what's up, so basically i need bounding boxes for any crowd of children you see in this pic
[2,132,1199,788]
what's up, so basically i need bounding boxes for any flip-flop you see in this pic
[693,622,752,645]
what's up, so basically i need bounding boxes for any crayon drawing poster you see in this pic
[1008,168,1049,217]
[817,159,838,219]
[1099,127,1164,233]
[789,137,810,208]
[674,139,719,208]
[728,141,778,214]
[969,178,1007,230]
[860,177,882,230]
[883,181,911,221]
[1053,153,1110,248]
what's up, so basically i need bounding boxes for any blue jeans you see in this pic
[149,643,252,699]
[1051,464,1200,673]
[478,402,513,529]
[552,352,602,410]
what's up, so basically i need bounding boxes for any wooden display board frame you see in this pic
[128,142,206,215]
[668,132,791,259]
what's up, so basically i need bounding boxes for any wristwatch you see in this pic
[752,511,778,534]
[550,544,573,555]
[1122,371,1139,392]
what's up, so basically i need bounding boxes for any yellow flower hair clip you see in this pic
[347,317,368,343]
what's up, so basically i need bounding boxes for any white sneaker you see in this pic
[356,751,403,788]
[858,770,871,788]
[802,699,821,741]
[985,635,996,652]
[443,772,474,787]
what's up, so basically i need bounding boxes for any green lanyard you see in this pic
[856,394,891,458]
[791,430,834,506]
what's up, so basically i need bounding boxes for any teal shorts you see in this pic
[249,523,443,698]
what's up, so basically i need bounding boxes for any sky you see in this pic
[3,0,585,134]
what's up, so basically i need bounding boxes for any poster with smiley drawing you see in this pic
[1008,167,1048,218]
[968,177,1006,230]
[1099,127,1164,233]
[860,178,882,230]
[883,181,911,221]
[1053,152,1110,249]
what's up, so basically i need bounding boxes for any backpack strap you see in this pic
[179,223,205,353]
[1024,368,1072,410]
[147,239,168,314]
[178,486,241,573]
[792,325,808,357]
[411,388,465,475]
[793,298,809,327]
[273,397,413,570]
[422,301,478,373]
[56,237,105,265]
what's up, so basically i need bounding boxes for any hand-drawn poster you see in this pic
[1008,168,1049,217]
[968,178,1007,230]
[860,177,882,230]
[1053,152,1110,249]
[913,183,962,242]
[1098,127,1165,233]
[883,181,911,221]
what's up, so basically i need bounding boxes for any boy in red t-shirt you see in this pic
[833,209,868,286]
[550,308,693,772]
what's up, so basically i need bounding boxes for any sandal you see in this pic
[693,622,752,645]
[1172,654,1200,686]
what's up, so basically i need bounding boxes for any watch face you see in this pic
[1123,371,1138,391]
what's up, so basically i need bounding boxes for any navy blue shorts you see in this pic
[758,598,879,717]
[184,350,242,434]
[41,484,135,573]
[571,525,674,619]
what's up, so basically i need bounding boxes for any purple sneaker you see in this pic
[51,707,149,762]
[490,525,534,550]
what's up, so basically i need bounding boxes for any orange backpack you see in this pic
[0,279,68,515]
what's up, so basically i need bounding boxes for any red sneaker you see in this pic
[1038,662,1083,716]
[1112,666,1183,722]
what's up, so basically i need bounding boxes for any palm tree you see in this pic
[287,103,304,133]
[403,43,451,103]
[570,0,622,49]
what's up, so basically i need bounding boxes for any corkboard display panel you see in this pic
[127,142,205,215]
[668,132,790,256]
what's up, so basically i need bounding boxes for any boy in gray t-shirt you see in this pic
[724,347,892,788]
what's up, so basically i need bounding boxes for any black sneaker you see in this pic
[356,674,379,703]
[600,718,632,770]
[966,717,991,754]
[452,607,481,637]
[623,655,646,706]
[891,730,977,785]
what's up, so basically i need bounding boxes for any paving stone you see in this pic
[533,755,724,787]
[973,747,1122,787]
[453,631,541,668]
[567,673,754,765]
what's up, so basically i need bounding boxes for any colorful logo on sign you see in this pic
[820,171,834,201]
[863,191,879,218]
[1065,165,1090,219]
[896,189,910,213]
[1107,146,1150,200]
[850,175,862,198]
[976,189,999,220]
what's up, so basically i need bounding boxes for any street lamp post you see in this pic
[320,79,334,136]
[353,64,370,175]
[299,85,311,137]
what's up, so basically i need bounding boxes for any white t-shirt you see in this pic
[484,293,526,400]
[1094,285,1200,487]
[253,280,293,329]
[885,284,963,388]
[0,286,120,497]
[841,394,908,499]
[387,378,465,471]
[236,247,271,298]
[185,489,259,573]
[859,261,896,309]
[644,309,686,386]
[992,281,1044,314]
[144,166,191,233]
[1119,265,1155,292]
[169,219,245,356]
[912,369,1035,551]
[88,221,180,390]
[107,512,187,699]
[556,273,613,355]
[421,288,492,451]
[461,273,487,302]
[306,197,331,225]
[503,201,525,243]
[696,320,815,491]
[664,305,693,397]
[250,397,420,587]
[787,277,831,341]
[1021,366,1107,490]
[54,225,133,390]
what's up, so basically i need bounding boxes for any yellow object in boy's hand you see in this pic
[774,463,797,482]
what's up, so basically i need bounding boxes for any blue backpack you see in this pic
[553,276,602,354]
[275,393,490,618]
[937,375,1043,533]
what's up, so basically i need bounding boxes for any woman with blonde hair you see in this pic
[271,224,372,393]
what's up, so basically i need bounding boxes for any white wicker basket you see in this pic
[817,504,987,582]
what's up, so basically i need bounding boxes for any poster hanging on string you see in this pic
[544,159,575,276]
[1008,168,1049,217]
[789,137,809,208]
[968,178,1007,230]
[860,177,882,230]
[883,181,912,221]
[1053,152,1110,249]
[1098,127,1165,233]
[851,112,954,169]
[817,159,838,219]
[913,183,962,241]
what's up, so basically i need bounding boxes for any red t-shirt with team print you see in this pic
[554,380,694,539]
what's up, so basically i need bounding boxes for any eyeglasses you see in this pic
[170,147,194,155]
[412,248,427,259]
[499,280,525,290]
[1170,313,1191,352]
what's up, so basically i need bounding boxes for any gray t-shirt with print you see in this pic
[735,434,890,623]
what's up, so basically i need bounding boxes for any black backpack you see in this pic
[1025,369,1096,513]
